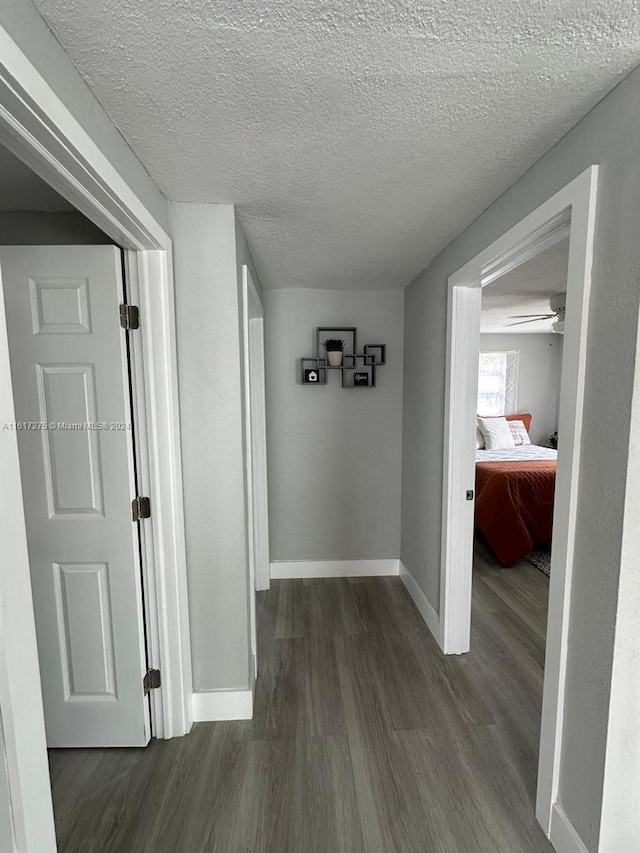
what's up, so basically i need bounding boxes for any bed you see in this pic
[475,438,557,568]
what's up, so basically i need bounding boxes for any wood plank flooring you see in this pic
[49,546,552,852]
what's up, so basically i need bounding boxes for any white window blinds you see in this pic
[477,350,519,415]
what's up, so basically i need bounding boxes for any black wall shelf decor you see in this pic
[301,326,386,388]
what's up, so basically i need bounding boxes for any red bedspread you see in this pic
[475,460,556,567]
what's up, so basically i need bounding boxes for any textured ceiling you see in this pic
[481,237,569,334]
[0,144,74,211]
[32,0,640,289]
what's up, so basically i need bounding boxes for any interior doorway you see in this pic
[474,236,568,568]
[439,166,598,836]
[472,234,569,848]
[0,36,191,849]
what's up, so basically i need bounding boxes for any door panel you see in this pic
[37,364,105,516]
[1,245,150,747]
[53,561,117,700]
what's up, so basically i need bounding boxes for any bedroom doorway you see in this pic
[475,235,568,567]
[439,166,598,835]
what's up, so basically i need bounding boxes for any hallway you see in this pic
[49,561,552,852]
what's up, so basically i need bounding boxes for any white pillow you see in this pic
[508,419,531,446]
[477,416,515,450]
[476,425,485,449]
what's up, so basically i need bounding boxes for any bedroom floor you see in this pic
[48,549,551,853]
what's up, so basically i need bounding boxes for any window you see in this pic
[477,350,519,415]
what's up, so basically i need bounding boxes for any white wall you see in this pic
[480,333,563,444]
[401,66,640,850]
[171,203,252,692]
[0,211,112,245]
[264,289,404,562]
[0,1,168,234]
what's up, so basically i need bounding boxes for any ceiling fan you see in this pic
[505,292,566,333]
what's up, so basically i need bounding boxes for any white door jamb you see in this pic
[241,265,258,676]
[440,165,599,836]
[123,249,192,738]
[241,265,270,676]
[250,318,270,593]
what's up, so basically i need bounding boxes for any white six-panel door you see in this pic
[1,245,150,747]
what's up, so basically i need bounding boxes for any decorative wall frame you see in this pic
[301,327,386,388]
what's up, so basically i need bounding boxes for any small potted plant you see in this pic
[323,338,345,367]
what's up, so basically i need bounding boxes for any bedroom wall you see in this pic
[401,65,640,850]
[171,202,252,692]
[0,211,113,245]
[479,333,563,445]
[264,288,404,562]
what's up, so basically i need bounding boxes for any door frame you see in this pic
[248,307,271,595]
[440,165,598,834]
[241,265,270,610]
[0,24,192,849]
[0,278,57,853]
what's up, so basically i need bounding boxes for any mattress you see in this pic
[476,445,557,463]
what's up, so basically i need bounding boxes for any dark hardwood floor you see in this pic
[49,547,552,852]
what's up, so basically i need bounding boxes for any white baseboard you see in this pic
[270,559,400,579]
[192,657,256,722]
[399,561,441,646]
[549,804,589,853]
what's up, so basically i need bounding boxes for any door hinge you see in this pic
[143,668,161,695]
[119,304,140,330]
[466,490,474,501]
[132,496,151,521]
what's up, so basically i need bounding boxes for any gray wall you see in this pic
[0,711,15,853]
[598,314,640,851]
[171,203,251,692]
[0,211,113,245]
[401,66,640,850]
[1,0,168,234]
[480,333,563,445]
[265,289,404,562]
